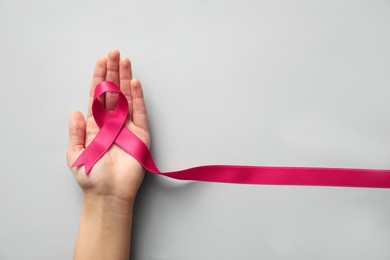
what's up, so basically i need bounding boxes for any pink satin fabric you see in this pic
[72,81,390,188]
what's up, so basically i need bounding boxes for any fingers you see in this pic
[119,57,133,120]
[105,49,120,111]
[86,51,148,133]
[131,78,149,132]
[67,111,86,162]
[87,57,107,118]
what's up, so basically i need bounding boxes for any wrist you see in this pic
[75,192,134,260]
[82,192,135,217]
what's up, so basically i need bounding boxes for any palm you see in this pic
[67,50,150,202]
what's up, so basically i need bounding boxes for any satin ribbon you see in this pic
[72,81,390,188]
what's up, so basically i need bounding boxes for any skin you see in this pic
[66,49,150,260]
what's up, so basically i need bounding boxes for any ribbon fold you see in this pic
[72,81,390,188]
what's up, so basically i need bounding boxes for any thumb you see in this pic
[66,111,86,165]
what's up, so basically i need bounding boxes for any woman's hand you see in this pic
[66,49,150,203]
[66,50,150,260]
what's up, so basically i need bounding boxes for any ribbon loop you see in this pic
[72,81,129,173]
[72,81,390,189]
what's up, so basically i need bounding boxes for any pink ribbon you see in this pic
[72,81,390,188]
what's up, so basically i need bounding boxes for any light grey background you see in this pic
[1,0,390,259]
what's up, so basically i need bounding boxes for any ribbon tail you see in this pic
[115,129,160,173]
[71,153,95,174]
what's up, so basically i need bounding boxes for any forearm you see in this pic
[74,193,134,260]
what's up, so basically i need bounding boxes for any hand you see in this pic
[66,49,150,204]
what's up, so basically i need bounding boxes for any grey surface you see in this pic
[1,0,390,259]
